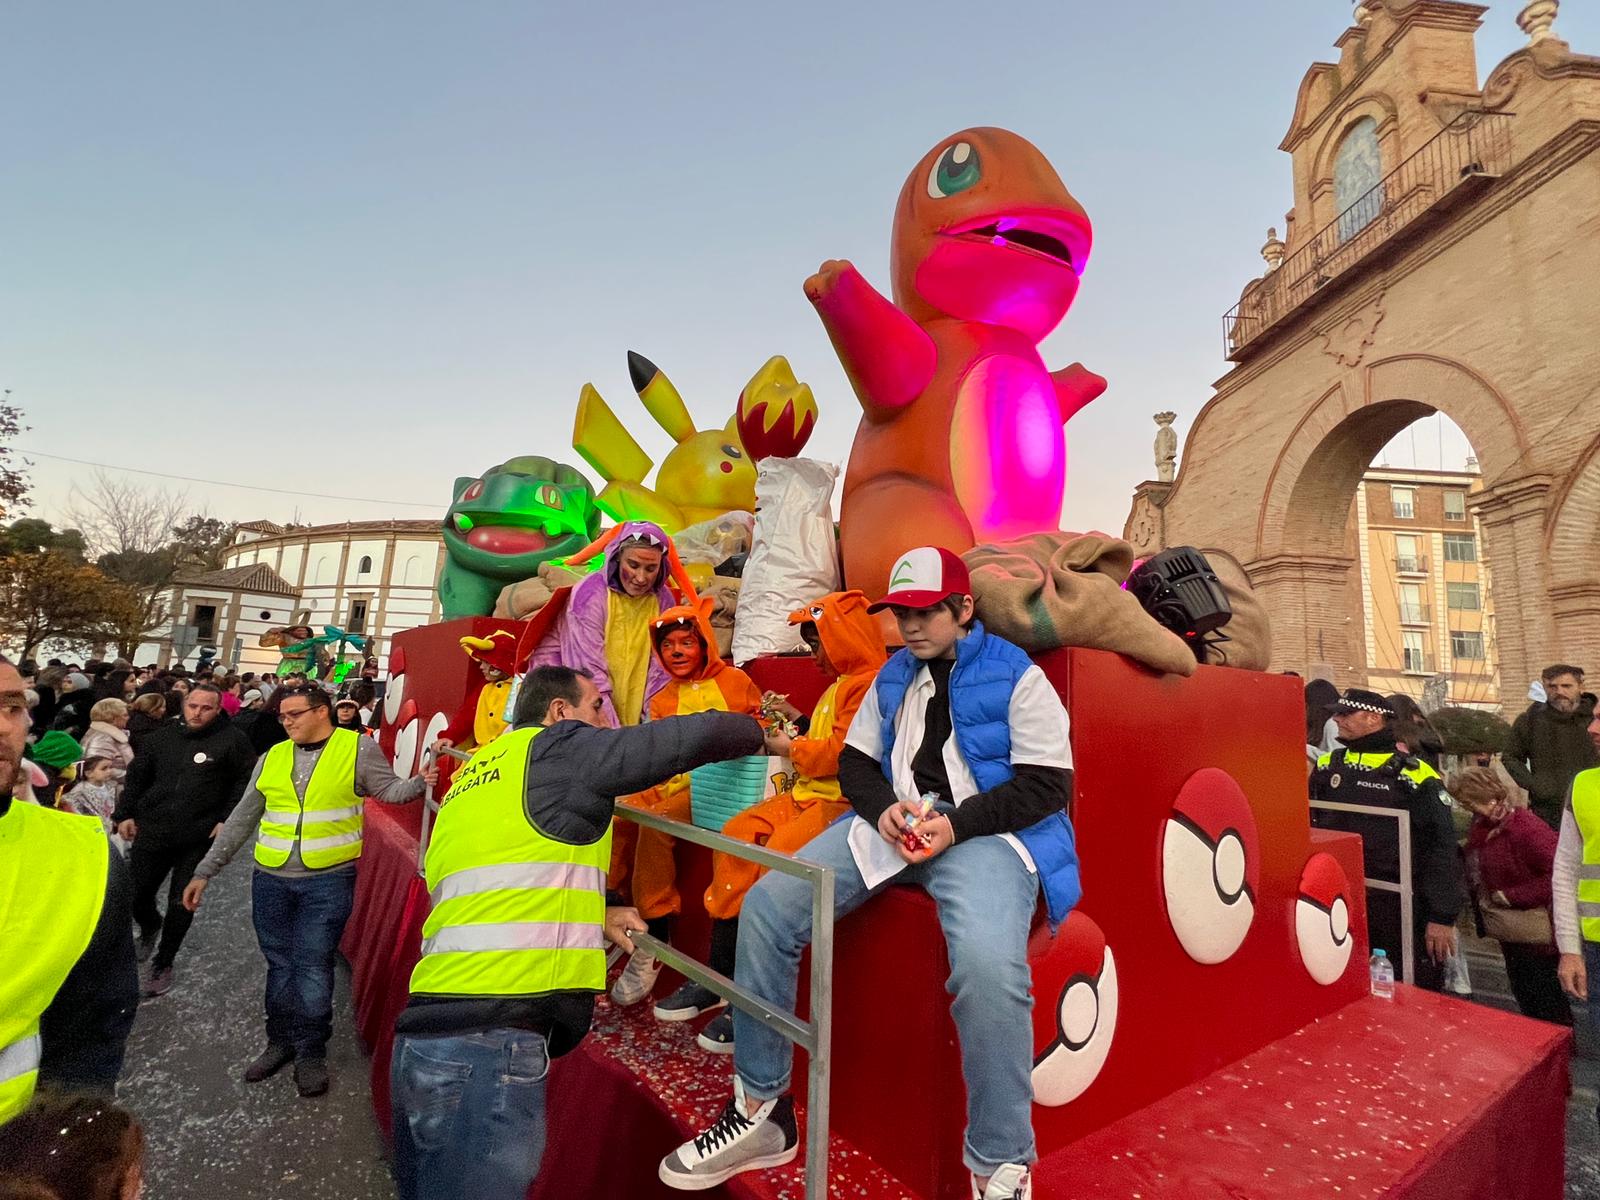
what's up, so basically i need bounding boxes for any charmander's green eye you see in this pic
[927,141,981,198]
[537,484,564,509]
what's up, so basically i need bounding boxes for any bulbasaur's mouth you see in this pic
[446,511,585,557]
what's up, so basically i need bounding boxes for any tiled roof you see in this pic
[176,563,300,598]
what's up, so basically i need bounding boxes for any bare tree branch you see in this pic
[64,470,190,559]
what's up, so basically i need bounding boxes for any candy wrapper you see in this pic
[900,791,939,854]
[759,691,801,738]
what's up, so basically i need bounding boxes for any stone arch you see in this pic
[1258,353,1532,560]
[1544,432,1600,670]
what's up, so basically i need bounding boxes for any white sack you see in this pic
[730,458,840,664]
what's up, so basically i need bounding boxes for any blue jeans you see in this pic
[733,819,1041,1175]
[390,1030,550,1200]
[250,868,356,1058]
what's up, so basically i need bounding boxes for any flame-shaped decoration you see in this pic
[736,355,818,461]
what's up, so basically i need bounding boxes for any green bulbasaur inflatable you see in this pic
[438,456,601,619]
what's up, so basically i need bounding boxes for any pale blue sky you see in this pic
[5,2,1591,537]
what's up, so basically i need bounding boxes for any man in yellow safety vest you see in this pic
[0,656,138,1126]
[1554,704,1600,1130]
[182,684,438,1097]
[388,664,767,1200]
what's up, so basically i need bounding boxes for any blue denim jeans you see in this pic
[389,1030,550,1200]
[733,819,1041,1175]
[250,868,356,1058]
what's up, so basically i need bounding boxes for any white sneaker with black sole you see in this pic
[658,1077,798,1190]
[653,981,727,1022]
[609,949,662,1007]
[973,1162,1033,1199]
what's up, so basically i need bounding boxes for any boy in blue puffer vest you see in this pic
[661,546,1077,1200]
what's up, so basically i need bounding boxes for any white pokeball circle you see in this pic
[1330,896,1349,944]
[392,719,419,778]
[1031,947,1118,1108]
[1213,832,1246,900]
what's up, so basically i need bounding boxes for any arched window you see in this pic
[358,555,373,574]
[401,555,422,585]
[1334,118,1384,242]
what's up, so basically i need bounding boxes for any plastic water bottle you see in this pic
[1369,949,1395,999]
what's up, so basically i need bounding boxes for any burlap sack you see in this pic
[1193,549,1272,671]
[701,575,742,660]
[494,562,585,621]
[964,532,1199,677]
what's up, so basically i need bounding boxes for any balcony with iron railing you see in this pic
[1402,650,1437,675]
[1224,111,1513,358]
[1394,554,1429,574]
[1398,603,1432,626]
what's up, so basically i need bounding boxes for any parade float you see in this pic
[338,127,1568,1200]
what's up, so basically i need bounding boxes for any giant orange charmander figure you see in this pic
[806,127,1107,599]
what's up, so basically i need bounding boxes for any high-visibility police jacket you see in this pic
[1571,767,1600,943]
[254,728,364,870]
[1311,744,1463,926]
[410,726,611,998]
[0,802,110,1122]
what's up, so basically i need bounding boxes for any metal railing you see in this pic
[1394,555,1429,575]
[1402,651,1436,675]
[1398,603,1431,626]
[1224,111,1513,357]
[416,746,838,1200]
[1311,799,1415,985]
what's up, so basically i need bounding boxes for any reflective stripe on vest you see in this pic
[254,727,364,869]
[410,726,612,998]
[0,804,109,1122]
[1315,749,1440,788]
[1573,769,1600,943]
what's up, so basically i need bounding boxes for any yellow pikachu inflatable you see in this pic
[572,351,770,532]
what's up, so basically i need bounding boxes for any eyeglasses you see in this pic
[278,707,314,724]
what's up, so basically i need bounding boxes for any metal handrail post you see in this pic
[416,743,472,876]
[610,801,835,1200]
[1310,800,1416,985]
[804,858,835,1200]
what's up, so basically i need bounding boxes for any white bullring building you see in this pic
[142,519,444,672]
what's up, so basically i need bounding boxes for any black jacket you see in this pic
[0,798,141,1095]
[1309,730,1464,928]
[1502,697,1599,827]
[397,709,764,1055]
[49,690,95,741]
[125,710,166,756]
[113,712,257,844]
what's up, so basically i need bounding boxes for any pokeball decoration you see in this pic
[1295,852,1355,986]
[1161,768,1260,964]
[390,698,420,778]
[382,645,407,727]
[1031,911,1119,1108]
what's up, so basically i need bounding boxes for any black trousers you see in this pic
[128,837,213,970]
[1499,941,1575,1026]
[1367,890,1445,991]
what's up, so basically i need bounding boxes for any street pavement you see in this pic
[118,860,396,1200]
[112,861,1594,1197]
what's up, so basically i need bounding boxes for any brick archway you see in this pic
[1546,432,1600,672]
[1246,354,1547,693]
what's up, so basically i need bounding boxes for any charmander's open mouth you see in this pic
[942,213,1087,271]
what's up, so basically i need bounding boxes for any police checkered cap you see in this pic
[1333,688,1394,717]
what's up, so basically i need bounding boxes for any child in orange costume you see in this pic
[655,590,886,1049]
[609,595,764,1008]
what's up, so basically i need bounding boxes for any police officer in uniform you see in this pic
[0,656,138,1125]
[1311,688,1464,991]
[388,665,767,1200]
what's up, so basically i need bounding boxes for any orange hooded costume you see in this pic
[614,596,763,919]
[705,590,887,919]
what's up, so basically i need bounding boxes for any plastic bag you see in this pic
[730,458,840,664]
[674,510,756,571]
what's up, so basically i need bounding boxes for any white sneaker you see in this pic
[609,949,662,1007]
[973,1163,1033,1200]
[659,1076,798,1189]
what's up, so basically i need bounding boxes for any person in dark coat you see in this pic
[1387,693,1445,772]
[1453,766,1571,1025]
[1503,665,1599,830]
[113,683,256,999]
[49,672,97,741]
[125,691,168,755]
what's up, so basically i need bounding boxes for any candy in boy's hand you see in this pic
[900,791,938,854]
[758,691,800,738]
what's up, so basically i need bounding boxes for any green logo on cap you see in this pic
[889,558,916,589]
